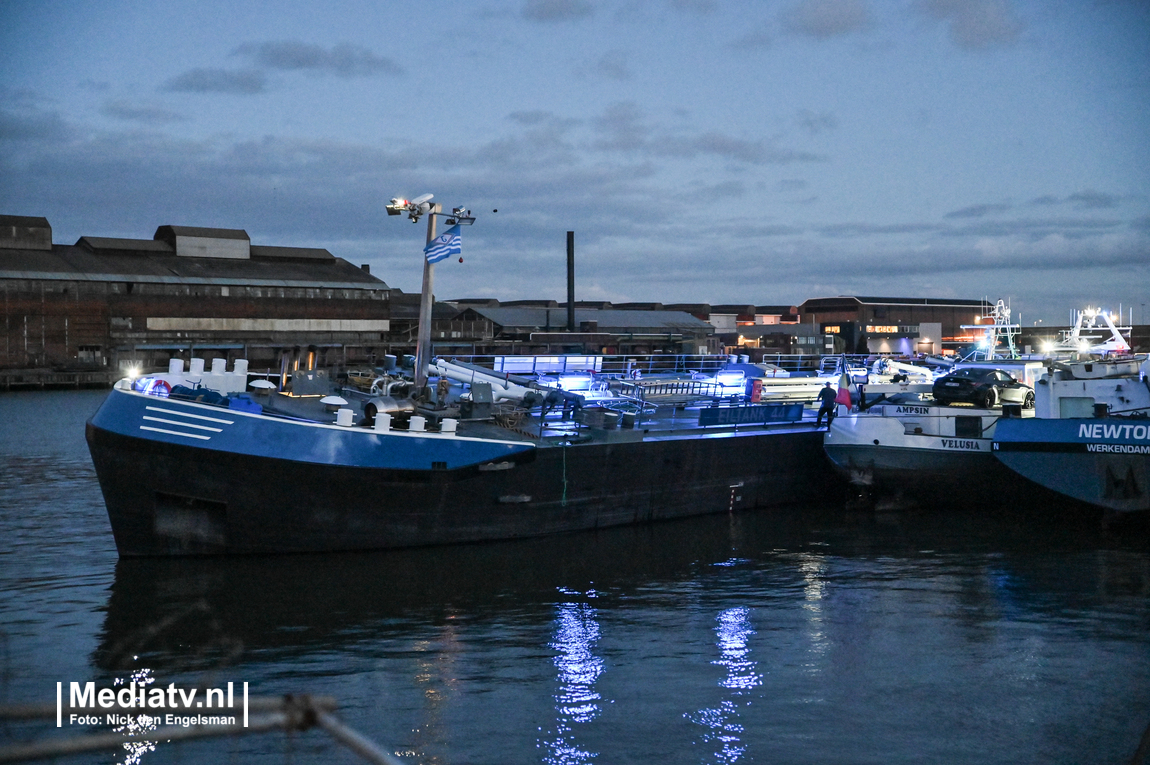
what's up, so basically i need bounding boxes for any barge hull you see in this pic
[993,418,1150,513]
[87,416,828,557]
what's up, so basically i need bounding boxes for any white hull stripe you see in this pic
[142,416,223,433]
[140,426,212,440]
[145,405,234,425]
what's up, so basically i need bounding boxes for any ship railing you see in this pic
[437,353,761,377]
[616,378,724,404]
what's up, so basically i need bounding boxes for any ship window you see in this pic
[432,461,447,470]
[1059,397,1094,419]
[954,416,982,439]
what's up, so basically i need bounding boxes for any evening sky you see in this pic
[2,0,1148,324]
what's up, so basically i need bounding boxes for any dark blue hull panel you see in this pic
[993,418,1150,513]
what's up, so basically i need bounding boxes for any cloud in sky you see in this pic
[522,0,594,22]
[944,202,1012,218]
[1028,192,1124,210]
[163,68,266,94]
[593,50,630,81]
[916,0,1024,50]
[666,0,717,14]
[796,110,837,135]
[731,24,772,50]
[7,102,1139,308]
[1066,190,1121,210]
[0,94,76,142]
[589,102,823,165]
[232,41,403,77]
[781,0,872,39]
[100,100,184,125]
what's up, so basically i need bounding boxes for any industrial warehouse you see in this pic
[1,213,1137,388]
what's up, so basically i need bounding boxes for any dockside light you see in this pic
[386,194,435,222]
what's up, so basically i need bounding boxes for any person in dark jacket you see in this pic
[815,381,837,427]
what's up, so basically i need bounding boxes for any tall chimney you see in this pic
[566,231,575,332]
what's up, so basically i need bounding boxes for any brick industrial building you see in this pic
[0,215,390,383]
[798,296,995,355]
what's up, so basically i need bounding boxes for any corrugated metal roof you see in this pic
[250,244,335,261]
[664,303,711,313]
[710,304,757,314]
[0,215,50,228]
[802,295,987,307]
[853,296,987,306]
[154,225,250,241]
[0,243,388,290]
[613,302,664,310]
[78,236,173,253]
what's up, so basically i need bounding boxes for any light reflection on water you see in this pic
[799,554,829,675]
[686,605,763,763]
[540,592,606,765]
[714,607,762,692]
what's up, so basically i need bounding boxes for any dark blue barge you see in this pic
[86,375,831,556]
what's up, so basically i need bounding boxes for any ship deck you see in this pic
[245,388,821,447]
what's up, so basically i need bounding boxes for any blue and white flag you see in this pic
[423,224,461,264]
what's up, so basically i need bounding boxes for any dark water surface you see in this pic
[1,389,1148,764]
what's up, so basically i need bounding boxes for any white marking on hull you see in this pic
[142,416,223,433]
[145,405,234,424]
[140,425,212,440]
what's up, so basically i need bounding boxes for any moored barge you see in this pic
[86,361,831,556]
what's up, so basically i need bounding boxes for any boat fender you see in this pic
[478,461,515,472]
